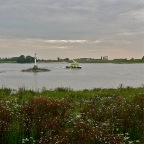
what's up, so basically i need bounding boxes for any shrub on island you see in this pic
[22,65,51,72]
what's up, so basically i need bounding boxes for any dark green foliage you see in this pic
[17,55,34,63]
[0,101,13,143]
[0,87,144,143]
[0,55,34,63]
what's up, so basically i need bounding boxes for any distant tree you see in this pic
[11,57,18,62]
[16,55,35,63]
[142,56,144,60]
[25,56,34,63]
[130,58,134,61]
[17,55,26,63]
[64,58,69,61]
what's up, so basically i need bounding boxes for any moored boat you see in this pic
[66,60,82,69]
[66,66,82,69]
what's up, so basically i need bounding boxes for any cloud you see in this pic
[93,40,102,43]
[118,9,144,22]
[36,46,67,50]
[0,0,143,59]
[116,32,138,36]
[44,40,87,43]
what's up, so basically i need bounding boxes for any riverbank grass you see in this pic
[0,87,144,143]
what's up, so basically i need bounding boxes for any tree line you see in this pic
[0,55,35,63]
[0,55,143,63]
[0,55,71,63]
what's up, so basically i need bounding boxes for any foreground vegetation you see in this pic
[0,87,144,144]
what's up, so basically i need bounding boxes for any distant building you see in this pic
[57,57,60,61]
[103,56,108,60]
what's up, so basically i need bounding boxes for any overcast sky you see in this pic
[0,0,143,59]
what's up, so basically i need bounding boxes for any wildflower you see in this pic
[128,141,133,144]
[25,138,29,141]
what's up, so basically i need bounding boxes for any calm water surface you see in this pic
[0,63,143,90]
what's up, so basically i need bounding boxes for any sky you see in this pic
[0,0,144,59]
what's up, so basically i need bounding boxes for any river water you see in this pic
[0,63,143,90]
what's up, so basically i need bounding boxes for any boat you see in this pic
[66,60,82,69]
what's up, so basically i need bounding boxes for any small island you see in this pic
[22,65,51,72]
[22,54,51,72]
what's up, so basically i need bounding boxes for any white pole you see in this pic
[35,53,37,66]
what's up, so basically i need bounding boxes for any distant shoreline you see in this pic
[1,55,144,64]
[0,61,144,64]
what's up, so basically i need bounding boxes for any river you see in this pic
[0,63,143,90]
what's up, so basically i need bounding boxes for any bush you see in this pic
[19,98,72,143]
[0,100,13,143]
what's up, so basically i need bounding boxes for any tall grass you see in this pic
[0,100,13,143]
[0,87,143,143]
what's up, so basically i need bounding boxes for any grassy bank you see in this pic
[0,87,144,144]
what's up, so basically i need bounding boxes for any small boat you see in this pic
[66,66,82,69]
[66,60,82,69]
